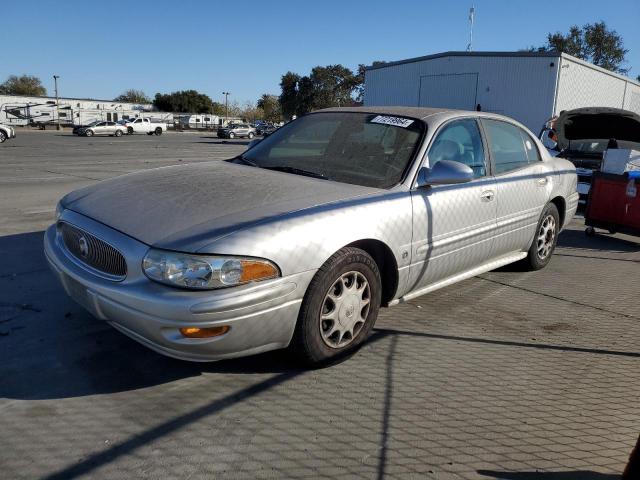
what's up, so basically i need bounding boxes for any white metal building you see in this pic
[0,94,173,127]
[364,51,640,132]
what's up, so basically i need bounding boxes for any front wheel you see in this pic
[291,247,381,365]
[248,132,254,139]
[85,130,94,137]
[127,126,134,134]
[154,127,162,135]
[0,131,6,143]
[523,203,560,270]
[228,132,235,139]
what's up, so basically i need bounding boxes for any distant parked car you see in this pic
[540,107,640,204]
[46,106,578,365]
[217,123,256,139]
[78,121,127,137]
[0,123,16,143]
[257,124,278,136]
[125,118,167,136]
[73,121,99,135]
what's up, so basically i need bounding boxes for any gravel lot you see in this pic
[1,130,639,480]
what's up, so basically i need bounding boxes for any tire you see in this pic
[291,247,382,365]
[127,126,134,134]
[585,226,596,237]
[154,127,162,135]
[115,130,122,137]
[523,203,560,270]
[0,131,6,143]
[85,130,94,137]
[248,132,254,139]
[228,132,235,139]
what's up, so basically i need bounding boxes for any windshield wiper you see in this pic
[262,165,329,180]
[233,155,258,167]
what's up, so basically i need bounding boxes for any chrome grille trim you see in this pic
[58,222,127,279]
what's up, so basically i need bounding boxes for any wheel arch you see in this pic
[549,196,566,228]
[345,239,399,306]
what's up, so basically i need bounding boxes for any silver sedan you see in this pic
[45,107,578,364]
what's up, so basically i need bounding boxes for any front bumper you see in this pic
[44,210,315,361]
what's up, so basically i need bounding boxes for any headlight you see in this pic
[142,249,279,290]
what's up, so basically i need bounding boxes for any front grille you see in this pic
[59,222,127,278]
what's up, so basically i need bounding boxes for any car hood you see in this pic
[555,107,640,150]
[61,161,380,251]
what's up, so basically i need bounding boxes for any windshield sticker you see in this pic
[370,115,414,128]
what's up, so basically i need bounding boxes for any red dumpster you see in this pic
[584,171,640,237]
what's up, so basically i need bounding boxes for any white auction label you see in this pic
[370,115,414,128]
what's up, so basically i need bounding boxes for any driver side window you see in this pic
[428,119,486,178]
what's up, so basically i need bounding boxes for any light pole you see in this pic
[53,75,61,130]
[222,92,230,126]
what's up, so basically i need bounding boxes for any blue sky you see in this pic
[2,0,639,104]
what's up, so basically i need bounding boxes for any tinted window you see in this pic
[484,120,530,174]
[428,119,486,177]
[242,112,424,188]
[520,130,541,162]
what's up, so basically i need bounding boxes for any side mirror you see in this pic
[417,160,474,187]
[247,138,261,149]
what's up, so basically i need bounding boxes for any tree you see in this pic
[279,72,300,120]
[0,75,47,96]
[257,94,282,122]
[540,21,629,74]
[113,89,150,104]
[152,90,213,113]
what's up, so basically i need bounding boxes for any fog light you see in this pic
[179,325,230,338]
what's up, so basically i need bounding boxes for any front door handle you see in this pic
[480,190,495,202]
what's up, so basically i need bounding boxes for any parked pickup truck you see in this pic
[0,123,16,143]
[125,118,167,136]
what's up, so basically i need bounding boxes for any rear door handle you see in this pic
[480,190,495,202]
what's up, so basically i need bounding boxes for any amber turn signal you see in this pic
[179,325,230,338]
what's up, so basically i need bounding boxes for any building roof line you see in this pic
[364,51,561,71]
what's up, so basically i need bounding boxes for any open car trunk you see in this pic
[555,107,640,151]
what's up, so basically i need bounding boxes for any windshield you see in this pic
[242,112,424,188]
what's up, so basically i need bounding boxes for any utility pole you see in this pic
[53,75,61,130]
[222,92,230,126]
[467,6,475,52]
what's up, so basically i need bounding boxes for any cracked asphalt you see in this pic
[0,130,638,479]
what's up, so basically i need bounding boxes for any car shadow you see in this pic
[557,227,640,252]
[0,230,300,401]
[477,470,620,480]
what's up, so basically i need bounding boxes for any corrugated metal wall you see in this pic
[364,55,559,132]
[554,56,640,115]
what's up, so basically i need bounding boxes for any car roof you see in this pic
[314,106,531,130]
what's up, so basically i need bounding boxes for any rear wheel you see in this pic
[291,247,381,365]
[115,130,122,137]
[85,130,94,137]
[0,131,6,143]
[523,203,559,270]
[128,126,134,134]
[154,127,162,135]
[228,132,235,139]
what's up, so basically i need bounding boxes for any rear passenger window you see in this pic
[520,130,541,162]
[483,120,532,174]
